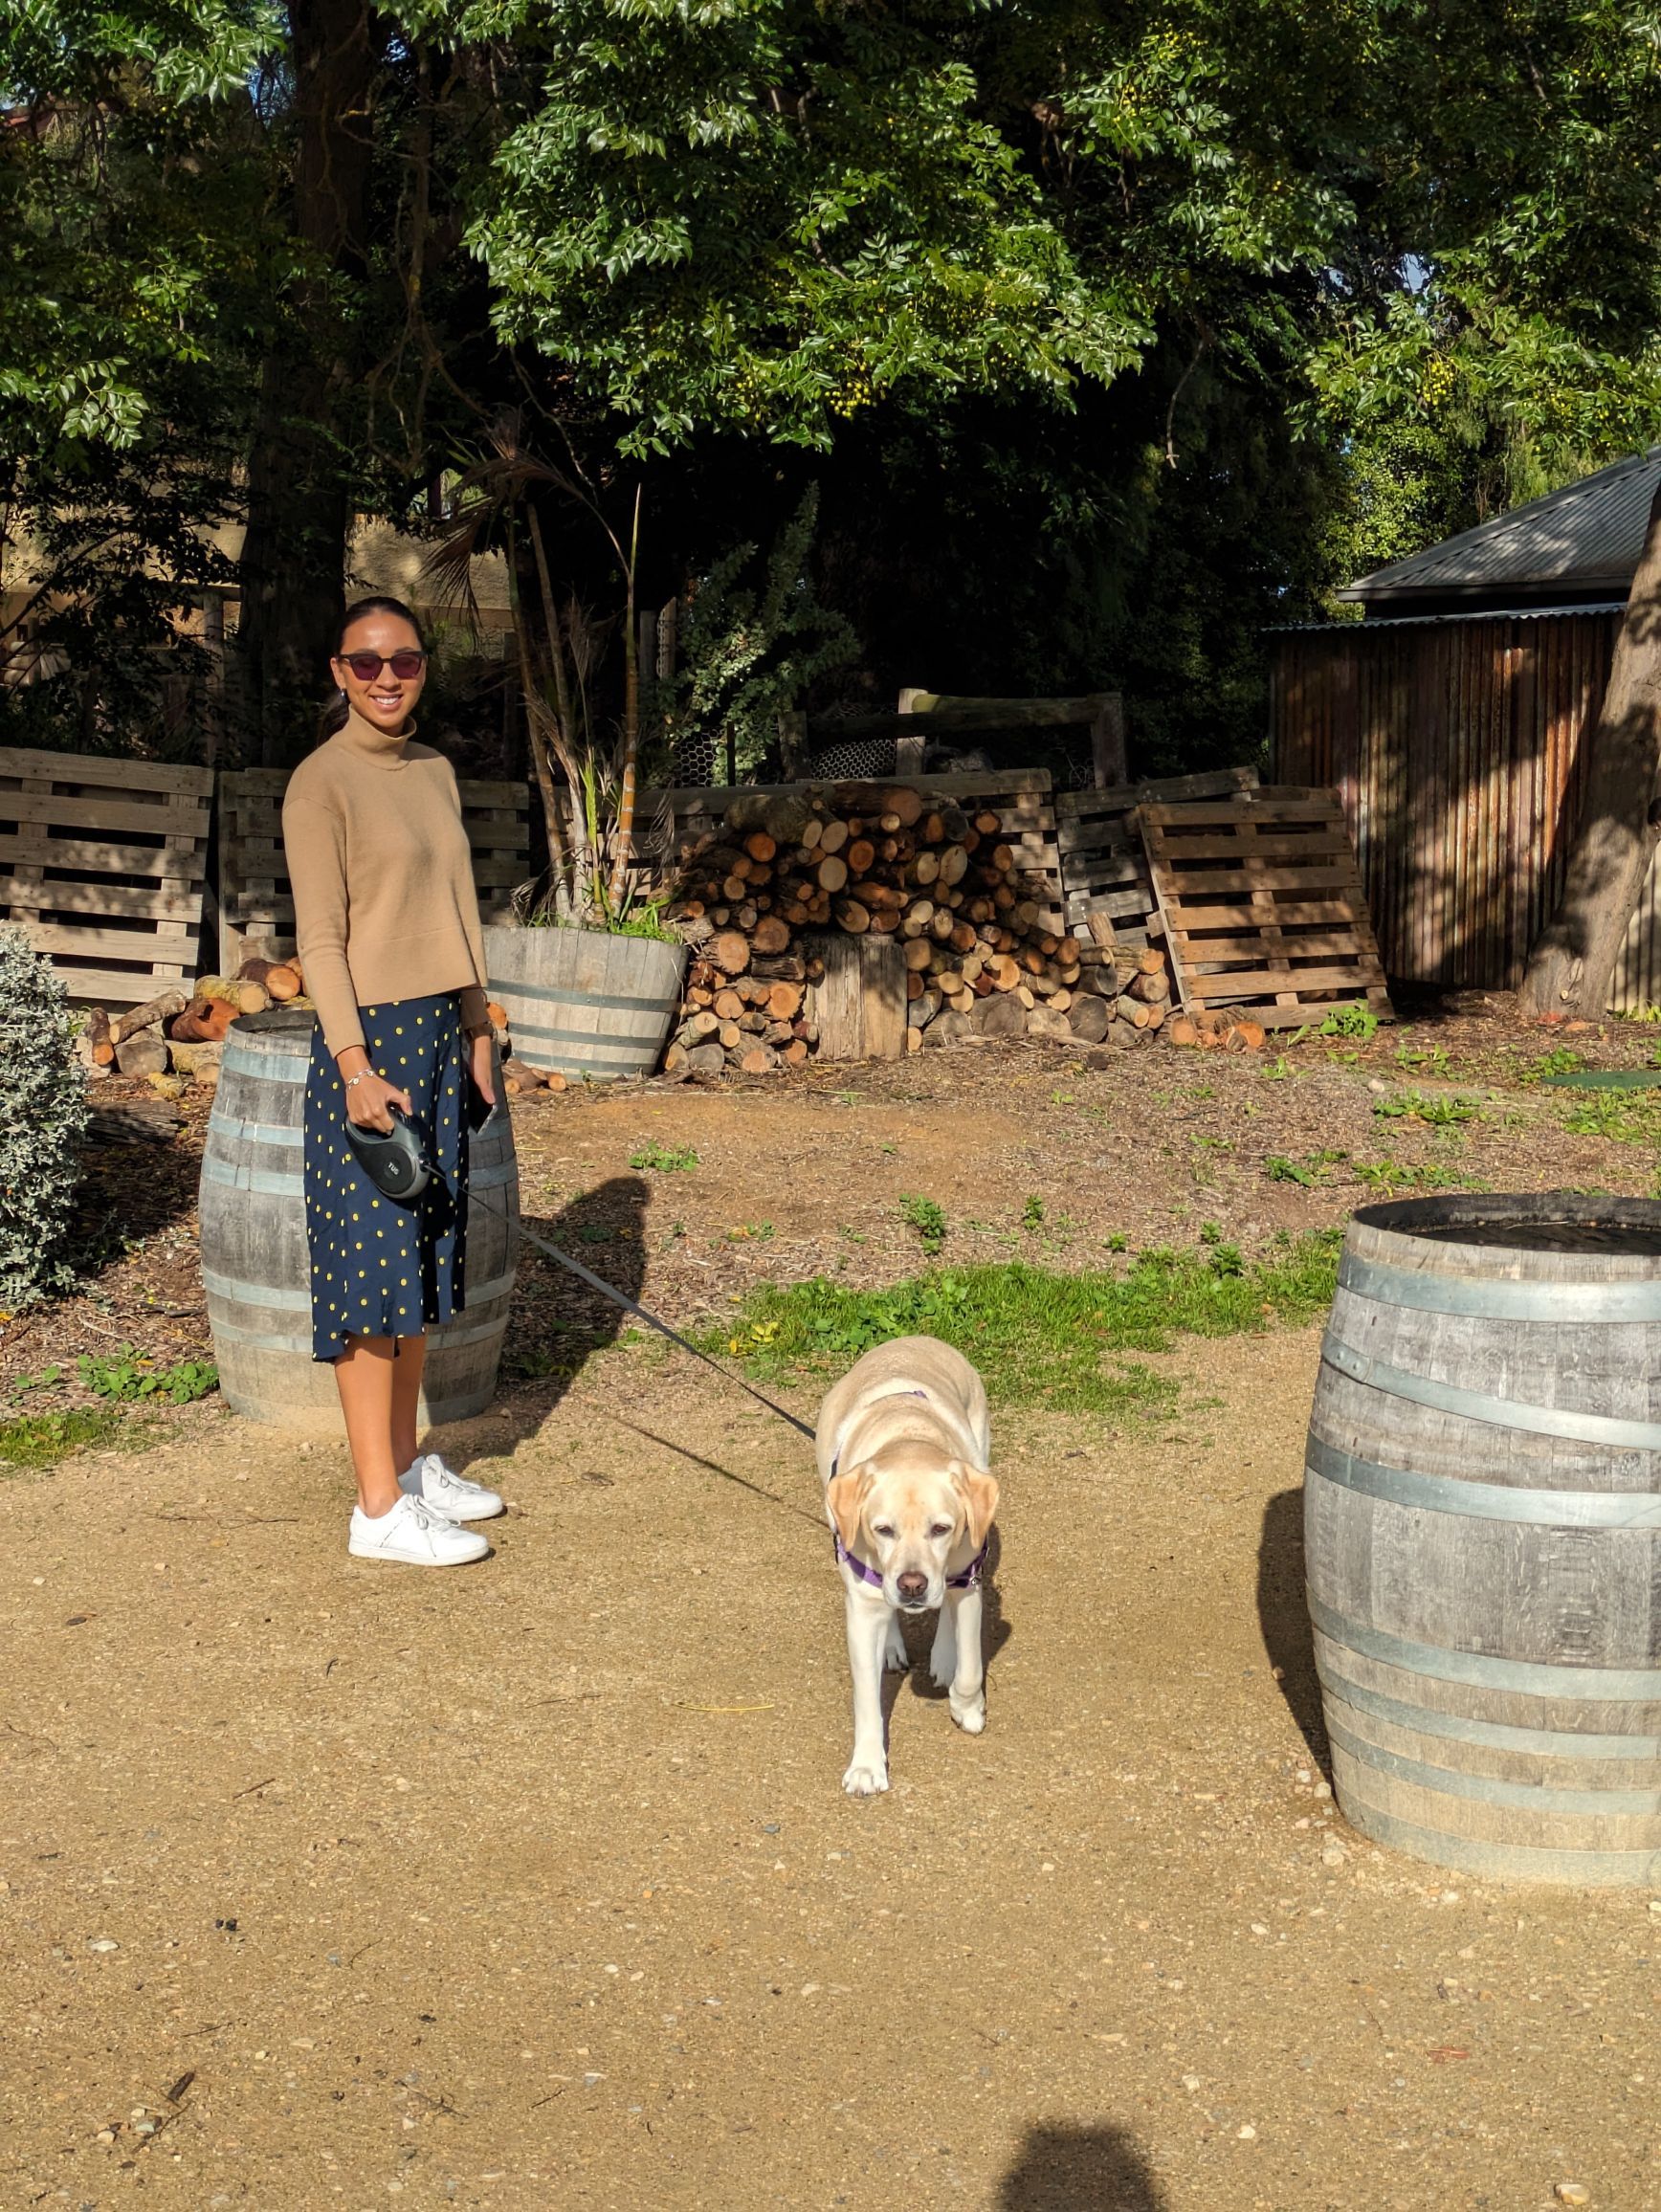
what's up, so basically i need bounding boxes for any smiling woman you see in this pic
[280,596,509,1570]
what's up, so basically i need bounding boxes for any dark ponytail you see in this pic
[317,596,430,741]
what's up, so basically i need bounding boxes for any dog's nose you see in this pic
[897,1571,928,1602]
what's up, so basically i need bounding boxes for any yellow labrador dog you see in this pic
[816,1335,1000,1796]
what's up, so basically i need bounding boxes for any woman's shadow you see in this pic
[446,1169,651,1464]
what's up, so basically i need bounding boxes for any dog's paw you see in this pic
[949,1692,986,1735]
[841,1757,890,1797]
[885,1625,911,1673]
[928,1652,956,1692]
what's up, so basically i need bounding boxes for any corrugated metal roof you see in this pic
[1267,601,1627,633]
[1340,448,1660,604]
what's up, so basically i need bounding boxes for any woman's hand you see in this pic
[468,1027,498,1110]
[336,1048,411,1134]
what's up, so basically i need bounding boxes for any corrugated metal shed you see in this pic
[1273,606,1661,1010]
[1342,449,1661,612]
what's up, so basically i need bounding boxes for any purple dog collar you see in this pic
[832,1530,989,1593]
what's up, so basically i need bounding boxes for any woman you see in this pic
[282,596,505,1566]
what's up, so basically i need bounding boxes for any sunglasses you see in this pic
[338,650,427,681]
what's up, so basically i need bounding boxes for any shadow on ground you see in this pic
[441,1173,651,1471]
[1256,1485,1327,1767]
[998,2121,1168,2210]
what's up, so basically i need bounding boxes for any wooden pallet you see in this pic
[217,767,532,973]
[1140,785,1392,1028]
[1054,766,1260,949]
[643,769,1066,934]
[0,745,213,1004]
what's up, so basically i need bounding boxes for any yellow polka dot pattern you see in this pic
[302,991,470,1362]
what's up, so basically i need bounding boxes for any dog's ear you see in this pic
[949,1460,1000,1546]
[826,1464,873,1551]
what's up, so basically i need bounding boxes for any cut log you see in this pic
[740,1045,780,1075]
[105,995,185,1044]
[485,1000,509,1029]
[169,998,234,1045]
[902,937,936,972]
[115,1029,170,1078]
[1028,1004,1071,1040]
[684,1042,726,1079]
[817,853,849,894]
[766,982,805,1020]
[1229,1019,1267,1051]
[238,959,302,1003]
[1136,945,1167,975]
[986,954,1021,991]
[971,992,1026,1038]
[84,1006,116,1067]
[707,930,752,975]
[923,1007,973,1048]
[1085,910,1118,950]
[835,898,872,934]
[744,831,777,863]
[1167,1016,1201,1048]
[937,845,969,887]
[167,1039,223,1084]
[818,819,850,855]
[714,988,745,1021]
[501,1056,546,1094]
[1128,971,1171,1005]
[751,916,791,955]
[877,785,924,828]
[1067,994,1112,1044]
[676,1009,720,1045]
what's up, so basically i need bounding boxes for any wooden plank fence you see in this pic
[0,746,213,1005]
[216,767,531,972]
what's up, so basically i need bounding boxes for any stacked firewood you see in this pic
[76,957,312,1097]
[658,783,1180,1073]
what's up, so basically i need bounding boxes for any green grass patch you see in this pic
[0,1405,121,1471]
[711,1234,1341,1419]
[629,1141,699,1173]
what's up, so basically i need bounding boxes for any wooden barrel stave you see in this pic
[200,1009,519,1432]
[1306,1194,1661,1886]
[484,923,686,1081]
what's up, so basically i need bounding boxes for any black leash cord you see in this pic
[471,1184,818,1446]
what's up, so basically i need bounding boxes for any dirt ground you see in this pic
[4,998,1661,2210]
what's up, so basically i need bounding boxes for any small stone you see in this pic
[1236,2124,1257,2141]
[1313,1781,1332,1800]
[1181,2074,1201,2092]
[1648,1900,1661,1915]
[1321,1845,1347,1869]
[87,1937,119,1953]
[1555,2186,1591,2207]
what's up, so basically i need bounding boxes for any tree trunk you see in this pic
[1518,481,1661,1018]
[238,0,378,767]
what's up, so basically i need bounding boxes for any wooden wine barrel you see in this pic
[1307,1195,1661,1886]
[199,1008,520,1432]
[485,922,686,1081]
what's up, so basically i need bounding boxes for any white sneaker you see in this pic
[398,1451,505,1522]
[348,1493,490,1566]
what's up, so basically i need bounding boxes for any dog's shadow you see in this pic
[892,1525,1011,1706]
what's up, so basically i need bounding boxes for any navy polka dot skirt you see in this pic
[303,992,469,1362]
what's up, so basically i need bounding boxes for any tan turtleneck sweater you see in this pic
[281,710,491,1058]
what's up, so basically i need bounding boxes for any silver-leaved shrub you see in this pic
[0,925,88,1305]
